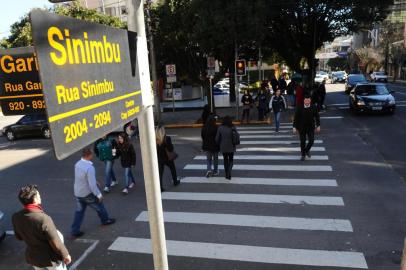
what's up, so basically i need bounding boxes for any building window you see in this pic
[121,5,127,15]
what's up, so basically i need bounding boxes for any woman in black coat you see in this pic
[156,125,180,192]
[117,133,136,194]
[201,115,219,178]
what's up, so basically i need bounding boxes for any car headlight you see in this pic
[2,127,6,134]
[357,100,365,106]
[389,100,396,105]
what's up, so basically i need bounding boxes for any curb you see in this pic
[165,120,276,129]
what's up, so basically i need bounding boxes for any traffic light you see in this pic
[235,60,246,76]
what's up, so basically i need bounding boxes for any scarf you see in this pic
[24,204,43,212]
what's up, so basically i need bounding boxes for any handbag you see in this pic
[165,148,178,161]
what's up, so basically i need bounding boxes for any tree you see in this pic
[0,2,125,49]
[327,57,348,71]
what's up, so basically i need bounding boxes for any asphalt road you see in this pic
[0,83,406,269]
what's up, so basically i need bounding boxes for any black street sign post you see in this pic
[0,47,45,115]
[30,10,142,160]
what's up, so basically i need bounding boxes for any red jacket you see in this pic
[295,85,304,106]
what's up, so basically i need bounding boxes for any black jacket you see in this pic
[157,136,175,162]
[117,143,136,167]
[201,124,219,152]
[270,95,287,113]
[241,94,254,106]
[293,105,321,132]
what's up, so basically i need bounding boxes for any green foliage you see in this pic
[0,1,125,49]
[327,57,348,71]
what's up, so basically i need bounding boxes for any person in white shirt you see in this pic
[70,148,115,238]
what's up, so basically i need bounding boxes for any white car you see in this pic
[314,74,326,84]
[316,71,329,82]
[370,71,388,83]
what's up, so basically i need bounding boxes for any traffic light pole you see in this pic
[127,1,169,270]
[234,43,239,121]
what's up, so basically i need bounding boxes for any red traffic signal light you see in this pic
[235,60,246,76]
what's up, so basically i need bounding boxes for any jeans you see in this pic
[223,152,234,178]
[158,160,178,187]
[71,194,110,235]
[104,160,117,188]
[258,108,265,121]
[206,151,219,172]
[289,95,296,107]
[274,112,281,130]
[299,129,315,156]
[124,167,135,188]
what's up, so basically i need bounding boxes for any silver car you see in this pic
[0,211,5,242]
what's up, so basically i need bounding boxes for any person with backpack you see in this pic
[215,116,239,180]
[201,115,220,178]
[156,125,180,192]
[278,74,288,94]
[116,133,136,194]
[94,135,118,193]
[241,90,254,124]
[269,88,287,132]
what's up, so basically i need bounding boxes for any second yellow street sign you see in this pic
[30,9,142,160]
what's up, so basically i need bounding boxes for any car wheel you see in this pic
[6,130,15,141]
[43,128,51,139]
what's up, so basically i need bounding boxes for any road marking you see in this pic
[241,134,294,139]
[6,230,14,235]
[68,239,100,270]
[241,140,323,145]
[184,164,333,172]
[136,211,353,232]
[239,130,290,134]
[328,103,348,106]
[194,155,329,161]
[237,147,326,152]
[237,126,290,130]
[397,104,406,107]
[339,106,350,109]
[109,237,367,268]
[180,176,338,187]
[320,116,343,119]
[161,192,344,206]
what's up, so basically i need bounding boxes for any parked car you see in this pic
[345,74,367,94]
[314,74,326,84]
[2,114,51,141]
[316,71,329,82]
[0,211,5,242]
[370,71,388,82]
[349,83,396,114]
[331,71,347,83]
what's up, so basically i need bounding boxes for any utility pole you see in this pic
[234,42,239,121]
[258,46,262,81]
[145,0,161,123]
[127,1,168,270]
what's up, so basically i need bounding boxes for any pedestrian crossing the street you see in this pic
[109,124,369,269]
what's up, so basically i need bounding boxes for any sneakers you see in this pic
[128,182,135,189]
[174,178,181,186]
[122,188,129,194]
[110,181,118,187]
[205,171,212,178]
[102,218,116,226]
[306,151,311,158]
[103,187,110,193]
[212,171,219,177]
[300,156,305,161]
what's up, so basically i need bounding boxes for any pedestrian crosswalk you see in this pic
[108,124,369,269]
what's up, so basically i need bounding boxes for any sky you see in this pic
[0,0,53,39]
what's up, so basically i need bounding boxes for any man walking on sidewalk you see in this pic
[71,148,115,238]
[12,185,71,270]
[293,94,321,161]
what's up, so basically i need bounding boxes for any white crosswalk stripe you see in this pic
[194,155,329,161]
[237,146,326,152]
[241,140,323,145]
[110,124,368,269]
[180,177,338,187]
[184,164,333,172]
[161,192,344,206]
[136,211,353,232]
[109,238,368,269]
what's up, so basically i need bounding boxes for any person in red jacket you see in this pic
[295,82,304,107]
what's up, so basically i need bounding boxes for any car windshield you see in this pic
[355,85,389,96]
[334,72,345,76]
[348,75,366,83]
[375,72,385,75]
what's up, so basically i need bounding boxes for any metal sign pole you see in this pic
[171,82,175,113]
[209,77,213,113]
[127,1,168,269]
